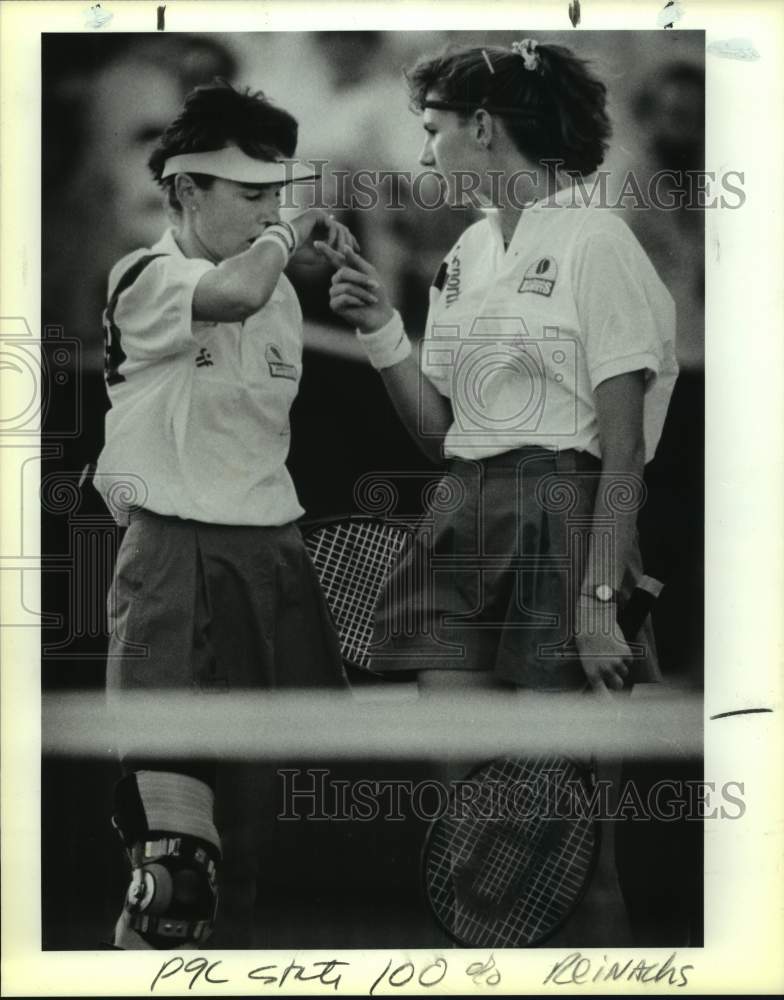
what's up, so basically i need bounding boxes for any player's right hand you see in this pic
[574,599,632,697]
[316,244,394,333]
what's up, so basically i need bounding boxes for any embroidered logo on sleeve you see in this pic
[519,256,558,296]
[266,344,298,380]
[195,348,214,368]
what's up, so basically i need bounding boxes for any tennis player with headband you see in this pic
[96,81,354,949]
[322,40,678,698]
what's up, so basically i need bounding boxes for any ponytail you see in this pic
[406,40,611,176]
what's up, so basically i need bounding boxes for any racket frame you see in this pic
[420,753,602,949]
[300,514,415,678]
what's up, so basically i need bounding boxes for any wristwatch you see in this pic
[580,584,619,603]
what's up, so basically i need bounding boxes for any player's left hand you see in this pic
[314,213,358,257]
[574,599,632,696]
[290,209,359,265]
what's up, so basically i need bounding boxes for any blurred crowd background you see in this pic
[40,30,704,950]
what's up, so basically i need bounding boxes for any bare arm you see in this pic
[192,211,358,323]
[192,240,290,322]
[321,244,452,463]
[584,370,647,592]
[576,369,647,693]
[376,349,453,463]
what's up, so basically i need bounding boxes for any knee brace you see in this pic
[121,834,219,948]
[113,771,221,949]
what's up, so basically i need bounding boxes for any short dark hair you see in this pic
[148,80,299,210]
[405,42,611,176]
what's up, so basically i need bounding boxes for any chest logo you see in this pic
[266,344,298,381]
[195,348,214,368]
[519,256,557,297]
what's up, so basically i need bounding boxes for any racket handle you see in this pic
[616,575,664,692]
[617,575,664,642]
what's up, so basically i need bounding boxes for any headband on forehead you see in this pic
[422,98,544,120]
[161,145,319,184]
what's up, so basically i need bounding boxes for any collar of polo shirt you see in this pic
[161,145,319,184]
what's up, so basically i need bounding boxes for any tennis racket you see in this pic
[422,754,601,947]
[420,590,662,948]
[302,515,414,675]
[304,513,662,679]
[302,515,663,945]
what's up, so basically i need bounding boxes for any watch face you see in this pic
[595,584,614,602]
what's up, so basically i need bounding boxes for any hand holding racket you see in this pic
[302,514,664,946]
[577,577,665,696]
[421,582,663,948]
[303,513,663,685]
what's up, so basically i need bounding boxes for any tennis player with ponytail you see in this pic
[97,80,353,949]
[322,40,679,944]
[324,38,677,696]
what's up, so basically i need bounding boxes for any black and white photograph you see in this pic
[1,1,782,995]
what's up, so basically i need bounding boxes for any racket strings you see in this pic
[425,756,597,946]
[304,521,410,668]
[312,523,407,645]
[304,520,600,947]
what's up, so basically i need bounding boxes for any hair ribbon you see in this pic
[511,39,541,72]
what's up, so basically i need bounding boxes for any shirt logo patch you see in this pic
[266,344,298,380]
[195,348,214,368]
[519,256,558,297]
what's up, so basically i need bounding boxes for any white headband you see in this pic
[161,145,319,184]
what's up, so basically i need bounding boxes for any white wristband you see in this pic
[356,310,412,371]
[253,222,297,264]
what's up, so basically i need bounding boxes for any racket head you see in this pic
[301,515,414,676]
[421,754,601,948]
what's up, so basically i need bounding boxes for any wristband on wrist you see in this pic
[253,222,297,264]
[277,220,298,251]
[356,310,412,370]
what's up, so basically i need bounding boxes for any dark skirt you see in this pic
[369,447,660,691]
[106,508,348,779]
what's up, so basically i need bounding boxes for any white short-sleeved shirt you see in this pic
[420,188,678,461]
[96,229,305,526]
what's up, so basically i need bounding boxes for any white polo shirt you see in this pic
[421,189,678,461]
[96,229,305,526]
